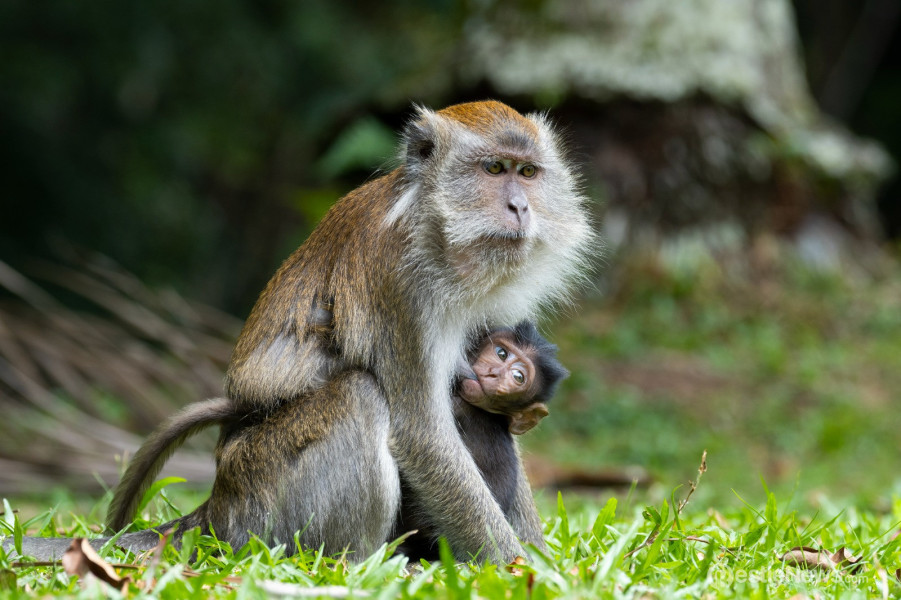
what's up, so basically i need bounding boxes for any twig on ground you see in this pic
[677,450,707,514]
[625,450,707,559]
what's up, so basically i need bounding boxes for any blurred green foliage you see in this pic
[526,254,901,507]
[2,0,898,315]
[0,0,462,312]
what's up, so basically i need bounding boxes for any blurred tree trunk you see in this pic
[454,0,894,269]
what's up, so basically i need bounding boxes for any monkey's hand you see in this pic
[508,402,550,435]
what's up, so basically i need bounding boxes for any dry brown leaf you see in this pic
[506,556,535,591]
[780,545,863,574]
[829,547,863,573]
[780,547,835,571]
[61,538,131,591]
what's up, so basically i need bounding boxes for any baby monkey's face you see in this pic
[459,332,537,410]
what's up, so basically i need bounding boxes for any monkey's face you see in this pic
[460,332,551,434]
[476,158,538,234]
[440,146,545,258]
[396,102,596,319]
[459,333,537,409]
[436,144,555,285]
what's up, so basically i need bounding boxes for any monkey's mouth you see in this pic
[487,230,528,241]
[479,231,531,253]
[460,376,486,401]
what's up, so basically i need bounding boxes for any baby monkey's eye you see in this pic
[512,369,525,385]
[485,161,504,175]
[495,346,508,360]
[519,164,537,178]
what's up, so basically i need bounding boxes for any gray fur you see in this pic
[2,517,195,560]
[202,372,400,556]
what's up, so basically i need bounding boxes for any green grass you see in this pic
[2,483,900,598]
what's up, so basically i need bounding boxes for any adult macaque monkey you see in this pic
[217,100,593,562]
[8,101,593,562]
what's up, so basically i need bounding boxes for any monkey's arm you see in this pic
[106,398,233,532]
[388,373,525,563]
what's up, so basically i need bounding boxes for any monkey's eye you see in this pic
[512,369,525,385]
[485,161,504,175]
[519,164,537,178]
[495,346,508,360]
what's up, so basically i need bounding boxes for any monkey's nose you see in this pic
[506,196,530,229]
[507,198,528,216]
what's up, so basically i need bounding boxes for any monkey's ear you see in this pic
[403,108,439,169]
[508,403,549,435]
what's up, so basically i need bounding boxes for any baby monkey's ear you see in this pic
[508,402,550,435]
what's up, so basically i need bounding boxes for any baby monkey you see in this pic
[399,321,567,559]
[457,321,565,435]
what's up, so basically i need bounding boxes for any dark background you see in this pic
[2,0,898,315]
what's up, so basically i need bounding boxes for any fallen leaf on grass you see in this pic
[506,556,535,591]
[829,547,863,572]
[779,546,862,573]
[61,538,131,591]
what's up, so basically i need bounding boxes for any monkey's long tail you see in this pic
[105,398,233,532]
[2,516,192,560]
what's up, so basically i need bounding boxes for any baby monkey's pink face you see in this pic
[459,331,549,434]
[460,333,537,405]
